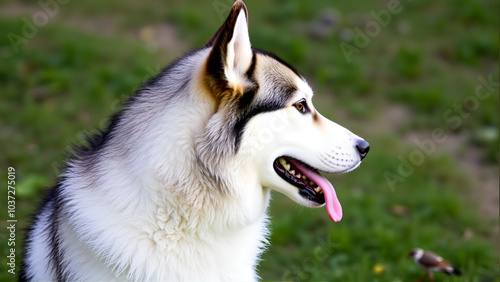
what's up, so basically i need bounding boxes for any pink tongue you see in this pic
[288,159,343,222]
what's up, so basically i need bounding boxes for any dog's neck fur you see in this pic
[61,49,270,280]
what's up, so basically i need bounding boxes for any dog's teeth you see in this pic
[279,157,288,168]
[296,173,301,178]
[314,186,322,193]
[302,175,307,180]
[284,164,291,171]
[290,170,295,175]
[309,181,314,185]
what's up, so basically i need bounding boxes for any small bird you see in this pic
[408,248,461,282]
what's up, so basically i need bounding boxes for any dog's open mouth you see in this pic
[273,157,325,202]
[273,156,343,222]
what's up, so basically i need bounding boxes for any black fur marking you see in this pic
[279,84,298,102]
[239,87,257,110]
[245,52,257,79]
[48,184,65,281]
[18,262,29,281]
[238,53,258,109]
[233,98,289,151]
[18,181,67,281]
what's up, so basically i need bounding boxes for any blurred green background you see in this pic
[0,0,498,281]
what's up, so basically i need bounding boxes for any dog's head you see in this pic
[198,0,369,222]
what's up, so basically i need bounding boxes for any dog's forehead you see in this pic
[294,76,313,100]
[254,53,312,101]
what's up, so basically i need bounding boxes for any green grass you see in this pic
[0,0,498,281]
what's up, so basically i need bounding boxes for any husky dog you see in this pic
[20,1,369,281]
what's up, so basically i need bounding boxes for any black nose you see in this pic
[355,139,370,160]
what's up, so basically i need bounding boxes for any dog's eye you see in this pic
[294,100,308,114]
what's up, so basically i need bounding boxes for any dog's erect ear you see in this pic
[205,0,253,97]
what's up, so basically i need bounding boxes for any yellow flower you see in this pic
[373,264,384,274]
